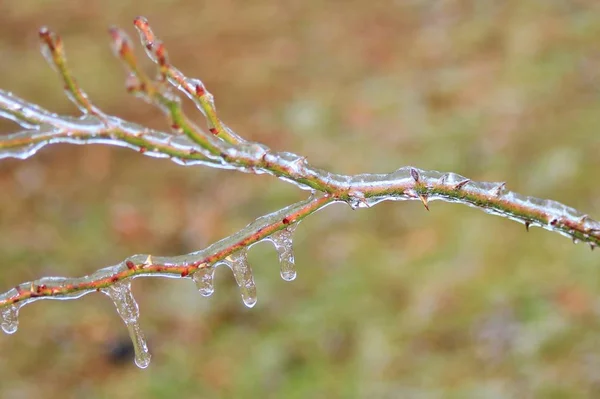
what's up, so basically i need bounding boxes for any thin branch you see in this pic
[39,27,106,120]
[0,16,597,369]
[0,21,598,249]
[0,194,334,309]
[132,16,245,146]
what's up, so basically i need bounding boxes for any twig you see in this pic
[0,17,597,368]
[0,193,334,308]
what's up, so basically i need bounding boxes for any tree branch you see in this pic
[0,17,597,368]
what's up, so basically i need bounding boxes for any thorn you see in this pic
[525,222,530,232]
[418,194,429,211]
[492,182,506,197]
[579,214,589,224]
[453,179,471,190]
[144,255,153,265]
[410,167,420,183]
[438,173,449,184]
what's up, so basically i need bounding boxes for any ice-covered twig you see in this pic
[0,194,335,366]
[38,26,106,120]
[1,20,598,248]
[0,17,598,368]
[0,194,332,309]
[131,17,245,146]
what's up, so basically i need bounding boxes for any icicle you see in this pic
[265,224,299,281]
[101,281,151,368]
[192,265,215,297]
[0,303,21,334]
[220,250,257,308]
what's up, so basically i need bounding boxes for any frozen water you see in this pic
[0,303,20,334]
[39,28,58,72]
[265,224,299,281]
[192,265,216,297]
[101,281,151,368]
[218,250,257,308]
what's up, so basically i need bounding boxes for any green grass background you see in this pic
[1,1,599,397]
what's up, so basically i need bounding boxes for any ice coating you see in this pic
[264,223,299,281]
[38,28,58,73]
[0,16,598,371]
[192,265,216,297]
[0,303,21,334]
[217,250,257,308]
[0,194,332,310]
[101,281,151,368]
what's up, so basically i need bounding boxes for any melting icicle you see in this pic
[0,303,20,334]
[101,281,151,368]
[192,265,215,297]
[219,250,257,308]
[265,224,299,281]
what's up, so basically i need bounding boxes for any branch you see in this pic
[0,17,598,368]
[0,193,335,367]
[1,21,597,249]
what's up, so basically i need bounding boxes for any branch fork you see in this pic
[0,17,597,368]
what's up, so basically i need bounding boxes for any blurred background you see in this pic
[0,0,599,397]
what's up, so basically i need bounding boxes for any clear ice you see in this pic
[192,265,216,297]
[101,281,151,368]
[0,303,20,334]
[218,250,257,308]
[264,224,299,281]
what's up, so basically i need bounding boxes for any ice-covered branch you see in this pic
[0,193,335,366]
[0,17,598,368]
[1,19,598,248]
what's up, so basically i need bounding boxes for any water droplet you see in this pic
[0,303,20,334]
[192,265,215,297]
[101,281,151,368]
[221,251,257,308]
[266,224,299,281]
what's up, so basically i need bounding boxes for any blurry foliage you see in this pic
[0,0,599,397]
